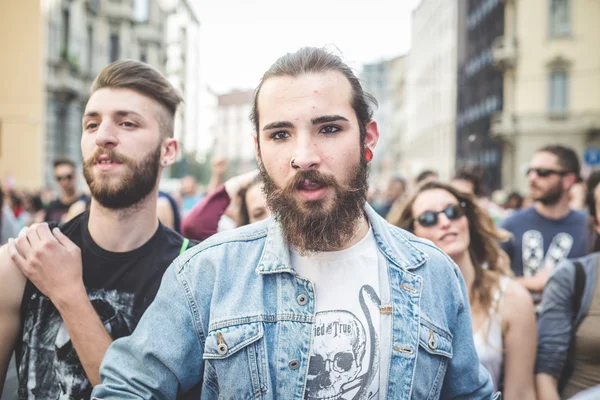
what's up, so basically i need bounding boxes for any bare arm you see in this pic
[536,373,559,400]
[8,224,112,386]
[502,280,537,400]
[0,245,26,392]
[515,267,552,292]
[53,285,113,386]
[205,159,227,194]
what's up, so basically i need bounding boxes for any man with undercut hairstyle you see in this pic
[0,60,196,399]
[94,48,496,399]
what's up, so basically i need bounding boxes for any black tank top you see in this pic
[16,210,193,399]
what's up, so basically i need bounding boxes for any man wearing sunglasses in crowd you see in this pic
[44,158,88,223]
[500,145,589,303]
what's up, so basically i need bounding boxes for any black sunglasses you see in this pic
[55,174,73,182]
[414,203,466,228]
[526,168,569,178]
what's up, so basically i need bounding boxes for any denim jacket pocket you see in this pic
[203,322,270,399]
[414,319,453,400]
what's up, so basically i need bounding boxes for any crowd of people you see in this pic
[0,47,598,400]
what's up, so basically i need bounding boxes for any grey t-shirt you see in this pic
[500,207,589,277]
[1,207,20,245]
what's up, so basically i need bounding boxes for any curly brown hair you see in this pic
[391,180,512,315]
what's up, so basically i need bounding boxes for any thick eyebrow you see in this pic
[82,110,144,120]
[311,115,349,125]
[261,115,349,131]
[262,121,295,131]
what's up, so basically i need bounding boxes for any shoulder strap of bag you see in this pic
[179,238,190,255]
[572,261,586,327]
[558,260,587,393]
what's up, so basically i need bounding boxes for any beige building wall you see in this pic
[492,0,600,192]
[214,90,255,174]
[0,0,45,189]
[405,0,458,181]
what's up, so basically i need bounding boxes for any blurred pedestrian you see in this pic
[0,188,19,245]
[536,170,600,399]
[504,191,524,211]
[45,158,87,223]
[0,60,195,398]
[179,175,204,217]
[182,169,268,241]
[500,145,589,305]
[451,166,506,224]
[569,181,587,211]
[394,180,537,397]
[157,190,182,233]
[415,168,439,184]
[22,194,46,226]
[373,175,406,218]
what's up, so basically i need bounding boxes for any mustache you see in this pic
[84,148,132,166]
[279,170,365,196]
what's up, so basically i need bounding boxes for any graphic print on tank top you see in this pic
[522,230,574,276]
[305,285,381,400]
[18,288,136,399]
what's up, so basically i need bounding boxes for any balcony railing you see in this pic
[492,36,518,69]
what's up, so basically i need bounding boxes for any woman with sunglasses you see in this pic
[393,180,537,399]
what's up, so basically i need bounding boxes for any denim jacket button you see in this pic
[297,294,308,306]
[288,360,300,370]
[428,330,437,350]
[217,343,228,355]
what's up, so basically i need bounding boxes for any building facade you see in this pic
[0,0,46,190]
[361,55,407,187]
[405,0,458,181]
[492,0,600,192]
[163,0,201,158]
[45,0,168,186]
[213,89,256,174]
[456,0,505,191]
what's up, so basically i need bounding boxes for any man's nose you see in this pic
[290,135,321,170]
[95,121,119,148]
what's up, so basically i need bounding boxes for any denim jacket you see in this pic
[93,205,496,399]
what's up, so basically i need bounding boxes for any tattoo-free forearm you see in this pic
[536,373,560,400]
[55,288,113,386]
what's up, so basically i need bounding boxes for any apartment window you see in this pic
[87,25,94,72]
[549,71,569,113]
[550,0,570,37]
[134,0,149,22]
[61,9,70,59]
[109,33,120,62]
[139,44,148,63]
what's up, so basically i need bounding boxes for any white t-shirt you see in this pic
[291,227,383,400]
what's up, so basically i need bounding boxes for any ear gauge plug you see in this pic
[365,148,373,162]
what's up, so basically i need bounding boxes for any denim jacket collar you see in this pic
[256,203,428,275]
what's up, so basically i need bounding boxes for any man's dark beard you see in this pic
[83,145,161,210]
[532,181,563,206]
[259,158,369,255]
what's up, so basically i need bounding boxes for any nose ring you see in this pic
[291,158,299,169]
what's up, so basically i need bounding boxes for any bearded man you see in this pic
[501,145,589,299]
[93,47,495,399]
[0,60,194,399]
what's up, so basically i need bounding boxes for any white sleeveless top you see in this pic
[473,276,510,392]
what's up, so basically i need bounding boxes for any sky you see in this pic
[191,0,422,94]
